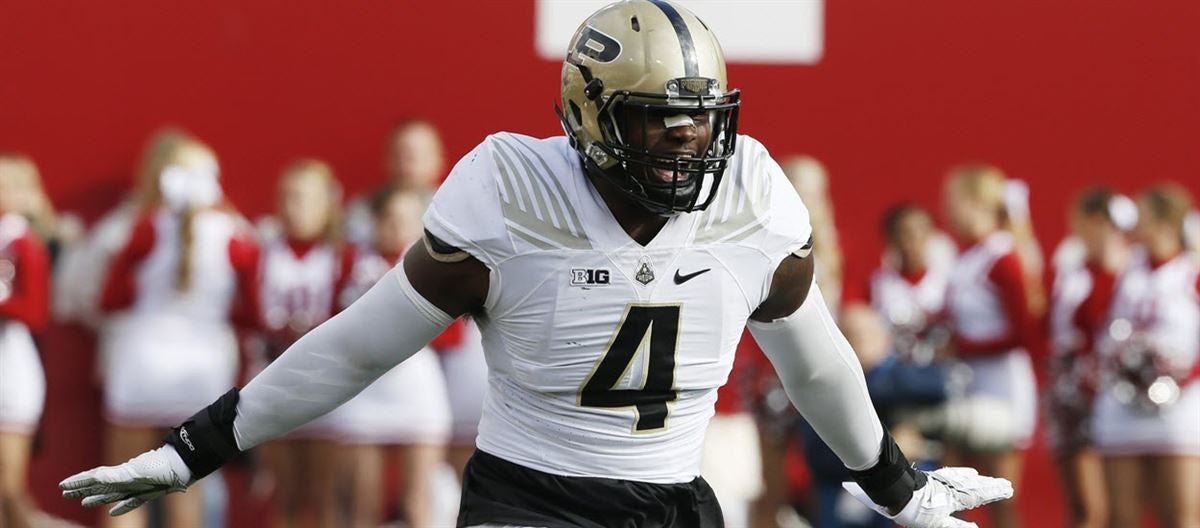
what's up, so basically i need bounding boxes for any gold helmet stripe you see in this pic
[649,0,699,78]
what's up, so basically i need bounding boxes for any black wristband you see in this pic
[163,388,242,481]
[848,430,927,513]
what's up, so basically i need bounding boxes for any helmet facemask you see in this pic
[561,74,740,216]
[557,0,741,215]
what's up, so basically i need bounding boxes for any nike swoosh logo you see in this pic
[674,268,711,285]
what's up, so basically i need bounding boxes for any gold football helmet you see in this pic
[558,0,740,214]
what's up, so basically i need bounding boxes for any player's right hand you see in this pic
[59,446,192,516]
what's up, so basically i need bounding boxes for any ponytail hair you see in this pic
[949,163,1046,316]
[132,127,220,293]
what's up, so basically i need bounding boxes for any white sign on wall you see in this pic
[536,0,824,65]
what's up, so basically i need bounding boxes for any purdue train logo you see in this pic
[635,259,655,285]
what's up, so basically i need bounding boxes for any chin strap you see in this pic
[848,429,928,514]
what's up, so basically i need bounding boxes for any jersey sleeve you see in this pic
[99,211,156,312]
[738,136,815,298]
[0,229,51,331]
[227,227,262,330]
[422,138,514,268]
[750,137,813,262]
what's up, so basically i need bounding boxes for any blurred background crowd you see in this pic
[3,1,1200,527]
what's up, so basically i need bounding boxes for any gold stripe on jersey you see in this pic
[693,154,772,245]
[489,134,592,251]
[503,136,587,236]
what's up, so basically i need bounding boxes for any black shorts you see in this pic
[457,450,724,528]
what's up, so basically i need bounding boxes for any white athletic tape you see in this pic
[663,114,694,128]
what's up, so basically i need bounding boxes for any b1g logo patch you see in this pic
[571,268,611,286]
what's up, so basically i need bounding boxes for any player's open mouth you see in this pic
[651,167,680,183]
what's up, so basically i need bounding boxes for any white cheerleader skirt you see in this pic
[1092,381,1200,457]
[100,314,238,428]
[323,348,451,445]
[963,350,1038,448]
[439,321,488,445]
[0,321,46,434]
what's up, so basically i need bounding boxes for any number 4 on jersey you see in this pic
[579,304,680,432]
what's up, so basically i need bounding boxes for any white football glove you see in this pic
[843,467,1013,528]
[60,446,193,516]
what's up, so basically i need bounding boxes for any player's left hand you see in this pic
[59,446,191,516]
[843,466,1013,528]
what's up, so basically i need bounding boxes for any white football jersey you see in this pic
[423,133,811,483]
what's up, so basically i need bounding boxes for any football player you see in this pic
[60,2,1012,527]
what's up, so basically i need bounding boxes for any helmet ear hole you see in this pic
[568,101,584,128]
[630,16,640,32]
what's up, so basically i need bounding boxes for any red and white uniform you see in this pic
[1046,258,1118,453]
[321,249,451,444]
[1092,249,1200,456]
[258,238,348,342]
[98,207,259,427]
[869,265,950,336]
[0,213,49,434]
[946,231,1038,446]
[254,235,353,437]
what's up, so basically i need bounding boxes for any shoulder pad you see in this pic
[694,135,813,262]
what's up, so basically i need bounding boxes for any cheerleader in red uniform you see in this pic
[253,160,351,528]
[1094,184,1200,527]
[0,153,50,528]
[866,203,955,358]
[1047,188,1134,528]
[331,186,450,527]
[942,165,1038,528]
[96,131,259,528]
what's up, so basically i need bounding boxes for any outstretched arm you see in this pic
[61,240,490,516]
[749,254,1012,528]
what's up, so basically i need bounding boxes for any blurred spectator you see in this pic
[327,186,452,527]
[941,164,1038,528]
[857,203,956,362]
[1093,184,1200,527]
[1003,179,1049,319]
[0,153,81,265]
[94,130,259,528]
[0,153,51,528]
[781,156,843,313]
[344,119,445,245]
[250,159,350,528]
[55,130,189,328]
[1047,187,1134,528]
